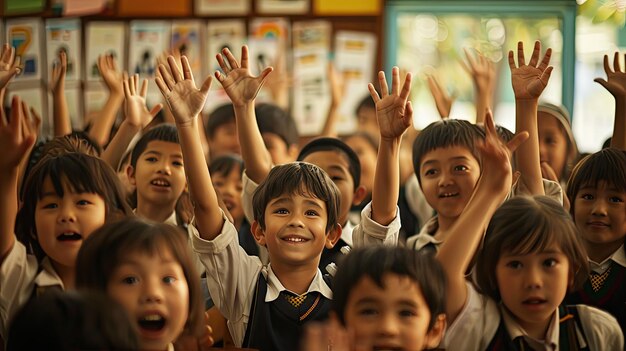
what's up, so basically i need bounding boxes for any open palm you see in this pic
[509,41,553,100]
[595,52,626,97]
[215,46,273,107]
[369,67,413,141]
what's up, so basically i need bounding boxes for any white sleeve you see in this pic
[351,201,400,247]
[241,171,259,225]
[576,304,624,351]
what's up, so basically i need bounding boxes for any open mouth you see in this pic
[57,232,82,241]
[439,192,459,198]
[522,298,547,306]
[282,236,308,243]
[138,314,166,332]
[150,179,171,188]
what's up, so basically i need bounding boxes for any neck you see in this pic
[51,260,75,290]
[434,215,455,239]
[271,261,319,295]
[519,311,553,341]
[585,238,624,263]
[136,197,176,223]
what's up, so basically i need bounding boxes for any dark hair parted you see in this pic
[412,119,485,185]
[209,153,244,178]
[75,217,204,336]
[298,137,361,191]
[255,103,299,147]
[252,162,341,233]
[355,93,376,116]
[130,123,180,169]
[205,103,236,138]
[332,246,446,329]
[566,147,626,217]
[15,152,132,260]
[475,196,589,301]
[7,290,139,351]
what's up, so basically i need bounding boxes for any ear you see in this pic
[251,220,267,247]
[423,314,447,349]
[127,165,137,186]
[351,185,368,206]
[287,144,300,162]
[325,223,342,249]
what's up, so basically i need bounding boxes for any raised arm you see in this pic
[0,97,36,264]
[320,63,344,137]
[0,44,21,122]
[155,56,222,240]
[510,41,553,195]
[462,48,496,124]
[215,46,274,184]
[437,110,527,323]
[101,75,162,169]
[368,67,412,225]
[426,74,454,119]
[50,50,71,136]
[88,54,124,147]
[594,52,626,150]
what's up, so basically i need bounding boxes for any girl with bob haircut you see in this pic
[75,216,204,351]
[565,147,626,341]
[437,110,623,350]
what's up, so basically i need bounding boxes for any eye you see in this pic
[609,196,624,203]
[76,199,92,206]
[163,276,176,284]
[424,168,437,176]
[580,193,594,200]
[543,258,557,267]
[505,261,522,269]
[331,176,344,182]
[122,276,139,285]
[454,165,469,172]
[274,208,289,215]
[305,210,319,216]
[173,160,184,167]
[41,202,58,209]
[357,308,378,317]
[145,156,158,163]
[399,309,417,318]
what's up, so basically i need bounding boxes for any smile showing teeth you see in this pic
[150,179,170,187]
[284,237,306,243]
[138,314,166,331]
[440,192,458,198]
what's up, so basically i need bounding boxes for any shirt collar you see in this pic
[164,211,178,226]
[589,244,626,273]
[33,257,65,290]
[500,305,558,351]
[264,265,332,302]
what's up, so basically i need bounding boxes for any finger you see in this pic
[6,46,15,67]
[528,41,540,67]
[541,161,559,182]
[0,44,9,63]
[215,53,230,74]
[200,75,213,95]
[538,47,552,72]
[241,45,249,69]
[517,41,525,66]
[507,131,529,154]
[399,72,412,101]
[10,96,23,136]
[181,56,195,84]
[155,76,170,98]
[539,66,554,86]
[614,51,621,73]
[158,64,175,90]
[594,77,609,90]
[30,107,41,132]
[140,78,148,98]
[508,50,516,71]
[257,66,274,86]
[60,50,67,68]
[223,47,240,70]
[123,80,131,99]
[391,66,400,95]
[405,100,414,126]
[368,83,380,103]
[484,108,496,136]
[378,71,389,97]
[167,56,183,83]
[603,54,612,74]
[464,47,477,69]
[149,103,163,118]
[131,74,138,96]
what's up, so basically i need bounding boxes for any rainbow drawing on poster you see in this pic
[253,22,285,40]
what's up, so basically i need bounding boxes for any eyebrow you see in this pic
[422,156,471,167]
[327,165,349,174]
[270,197,325,210]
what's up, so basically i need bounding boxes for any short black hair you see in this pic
[255,103,299,147]
[412,119,485,185]
[252,162,340,233]
[332,246,446,329]
[209,153,244,178]
[355,93,376,116]
[130,123,180,169]
[298,137,361,191]
[205,103,236,139]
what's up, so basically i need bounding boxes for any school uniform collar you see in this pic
[500,305,558,351]
[340,220,355,247]
[132,209,178,226]
[264,265,332,302]
[33,257,65,290]
[589,244,626,273]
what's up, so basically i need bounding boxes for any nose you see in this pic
[591,198,608,217]
[438,170,453,187]
[57,203,76,223]
[523,265,543,290]
[157,160,171,175]
[287,214,305,228]
[377,313,400,338]
[141,277,164,303]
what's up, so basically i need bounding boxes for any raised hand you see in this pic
[328,62,345,107]
[155,55,213,127]
[214,46,273,107]
[462,48,496,94]
[50,50,67,94]
[509,41,553,100]
[0,96,37,170]
[368,66,413,141]
[97,53,123,94]
[426,74,454,118]
[123,74,162,128]
[0,44,21,90]
[595,52,626,98]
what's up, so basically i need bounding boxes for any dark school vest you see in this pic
[485,305,589,351]
[241,273,332,351]
[319,238,350,275]
[565,262,626,349]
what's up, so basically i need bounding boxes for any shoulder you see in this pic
[574,304,624,350]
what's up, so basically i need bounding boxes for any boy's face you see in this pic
[302,150,361,226]
[344,273,445,350]
[537,112,568,179]
[208,121,241,159]
[574,181,626,258]
[130,140,186,209]
[252,192,340,269]
[356,107,379,139]
[419,146,481,222]
[262,132,298,165]
[344,135,377,195]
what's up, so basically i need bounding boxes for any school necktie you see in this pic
[589,263,612,292]
[280,291,321,321]
[283,292,308,308]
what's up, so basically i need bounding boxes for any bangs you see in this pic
[575,153,626,193]
[209,155,244,178]
[503,227,558,257]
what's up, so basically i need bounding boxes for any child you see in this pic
[75,217,205,351]
[205,103,241,160]
[0,97,131,342]
[407,41,559,252]
[437,110,623,350]
[330,246,447,350]
[565,148,626,338]
[7,290,139,351]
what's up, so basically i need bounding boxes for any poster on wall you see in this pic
[7,87,48,137]
[171,21,203,81]
[129,21,170,79]
[6,18,44,82]
[248,18,289,76]
[291,21,331,135]
[333,31,377,134]
[46,18,82,82]
[195,0,250,15]
[257,0,309,14]
[85,22,126,82]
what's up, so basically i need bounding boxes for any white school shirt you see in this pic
[589,244,626,274]
[442,282,623,351]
